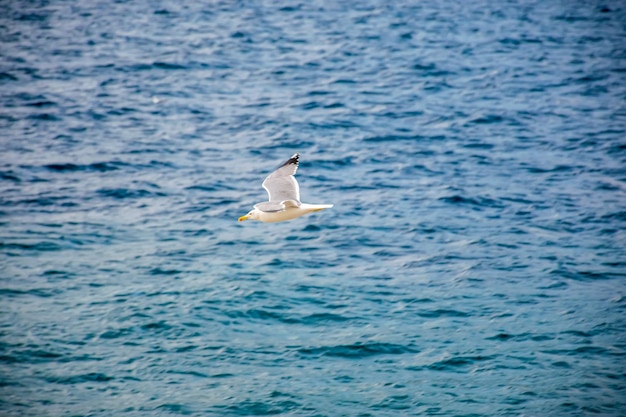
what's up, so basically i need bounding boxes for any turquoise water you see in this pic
[1,1,625,416]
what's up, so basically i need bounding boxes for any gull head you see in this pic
[238,209,259,222]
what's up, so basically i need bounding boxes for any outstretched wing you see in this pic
[262,153,301,203]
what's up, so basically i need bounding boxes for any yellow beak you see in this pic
[238,215,249,222]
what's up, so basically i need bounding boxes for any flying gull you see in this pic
[238,153,333,223]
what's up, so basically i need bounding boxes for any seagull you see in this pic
[238,153,333,223]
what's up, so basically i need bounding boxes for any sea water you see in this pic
[1,1,625,416]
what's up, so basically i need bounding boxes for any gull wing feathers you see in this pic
[262,153,301,203]
[254,201,285,212]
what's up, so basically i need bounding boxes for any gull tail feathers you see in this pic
[300,203,334,212]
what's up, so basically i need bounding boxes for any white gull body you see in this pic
[238,153,333,223]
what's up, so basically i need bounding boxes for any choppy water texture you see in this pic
[2,1,626,416]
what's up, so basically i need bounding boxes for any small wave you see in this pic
[97,187,167,199]
[462,141,495,150]
[301,312,353,323]
[26,100,57,107]
[426,355,495,371]
[156,403,193,414]
[149,268,182,276]
[45,372,113,384]
[0,171,20,182]
[550,267,615,281]
[44,161,125,172]
[363,134,421,143]
[27,113,60,121]
[223,308,299,324]
[552,360,572,368]
[0,241,64,252]
[439,194,503,208]
[140,321,172,332]
[308,119,360,129]
[464,113,522,127]
[525,164,577,174]
[99,327,133,340]
[0,72,18,81]
[542,346,610,357]
[126,61,188,71]
[298,342,416,358]
[412,61,453,77]
[487,333,514,341]
[0,348,63,365]
[224,399,300,416]
[416,308,469,318]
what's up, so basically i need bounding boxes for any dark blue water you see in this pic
[2,1,626,416]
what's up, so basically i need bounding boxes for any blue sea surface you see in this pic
[1,1,625,416]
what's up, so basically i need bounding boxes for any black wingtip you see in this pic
[282,153,299,167]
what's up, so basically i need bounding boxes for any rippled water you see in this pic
[2,1,626,416]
